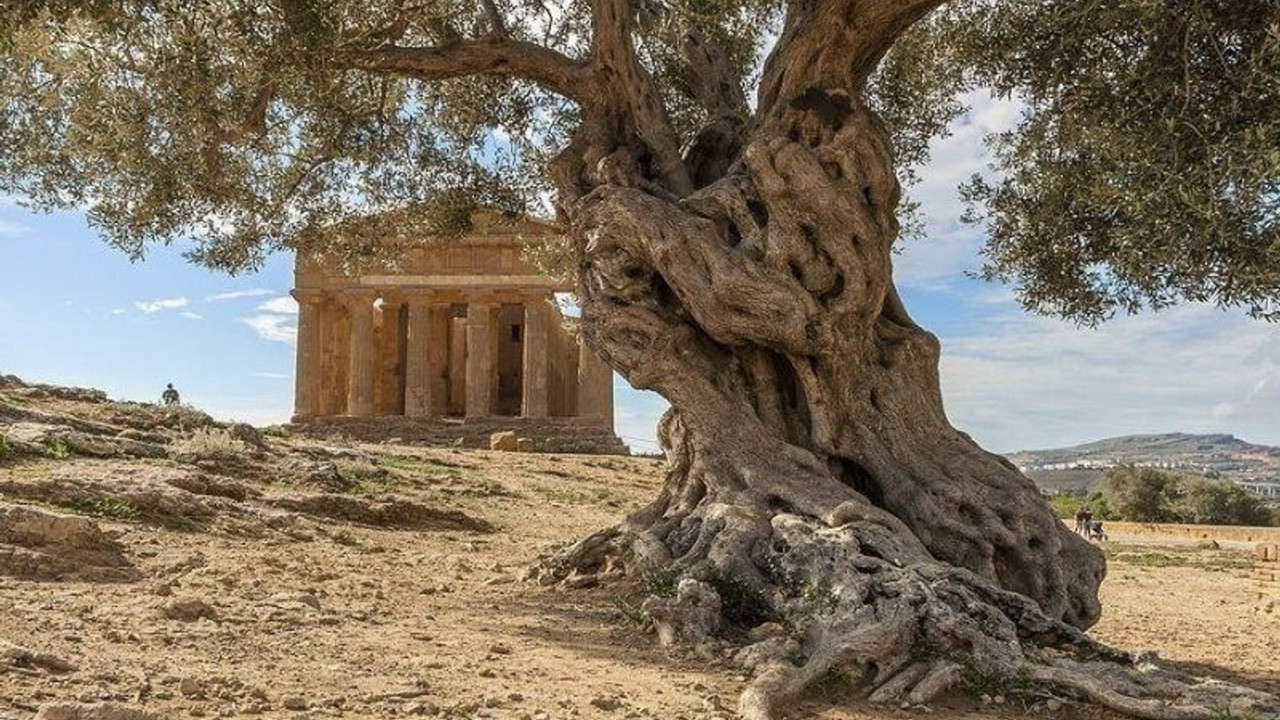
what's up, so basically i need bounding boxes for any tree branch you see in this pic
[758,0,947,123]
[589,0,694,196]
[682,29,748,119]
[680,30,750,188]
[350,38,595,104]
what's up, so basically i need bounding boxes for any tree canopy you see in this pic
[1102,466,1275,526]
[1,0,1276,323]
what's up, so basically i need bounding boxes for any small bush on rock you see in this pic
[173,427,247,462]
[43,437,73,459]
[260,424,288,438]
[74,495,140,521]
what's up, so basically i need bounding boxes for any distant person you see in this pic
[1088,519,1108,542]
[1075,506,1093,537]
[161,383,181,406]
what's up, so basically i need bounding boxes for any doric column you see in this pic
[346,289,378,417]
[465,299,497,419]
[521,298,550,418]
[291,289,324,421]
[320,296,349,416]
[448,316,467,416]
[404,291,437,418]
[577,340,614,428]
[427,304,451,414]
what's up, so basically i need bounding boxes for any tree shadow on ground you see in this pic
[1162,658,1280,695]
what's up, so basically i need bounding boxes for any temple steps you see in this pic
[287,416,630,455]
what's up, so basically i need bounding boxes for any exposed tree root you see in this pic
[539,502,1278,720]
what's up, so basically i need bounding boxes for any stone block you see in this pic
[489,431,518,452]
[515,438,536,453]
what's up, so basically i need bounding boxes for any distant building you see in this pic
[289,213,625,454]
[1240,482,1280,499]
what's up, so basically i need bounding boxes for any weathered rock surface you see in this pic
[268,494,494,533]
[0,504,136,581]
[643,579,721,647]
[34,702,166,720]
[489,431,518,452]
[1,638,76,673]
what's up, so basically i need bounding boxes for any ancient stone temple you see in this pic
[290,214,626,454]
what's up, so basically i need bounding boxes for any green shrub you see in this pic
[0,434,12,461]
[260,424,289,438]
[1097,467,1273,526]
[702,566,778,628]
[74,495,139,521]
[1176,479,1273,526]
[43,437,73,459]
[1045,490,1115,521]
[1104,467,1184,522]
[1045,492,1084,519]
[642,565,682,598]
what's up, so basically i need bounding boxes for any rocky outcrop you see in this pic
[0,504,137,582]
[268,494,494,533]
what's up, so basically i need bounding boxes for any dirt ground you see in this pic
[1,387,1277,720]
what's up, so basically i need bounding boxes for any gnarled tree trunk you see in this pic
[534,1,1278,719]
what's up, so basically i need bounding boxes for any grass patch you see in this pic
[531,482,622,507]
[349,474,400,497]
[43,437,73,459]
[173,427,246,462]
[0,434,12,461]
[614,598,650,628]
[379,454,467,480]
[69,495,140,521]
[584,458,623,471]
[450,478,518,498]
[1103,545,1254,572]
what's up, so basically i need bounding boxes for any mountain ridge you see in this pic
[1005,432,1280,494]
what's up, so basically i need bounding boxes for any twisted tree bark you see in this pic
[531,2,1280,718]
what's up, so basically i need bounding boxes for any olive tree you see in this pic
[2,1,1277,717]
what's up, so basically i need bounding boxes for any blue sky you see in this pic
[2,92,1278,454]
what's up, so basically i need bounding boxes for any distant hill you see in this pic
[1004,433,1280,495]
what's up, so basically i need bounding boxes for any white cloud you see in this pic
[937,302,1280,451]
[134,297,189,313]
[253,372,289,379]
[241,314,297,344]
[895,91,1024,291]
[180,311,203,320]
[109,308,127,315]
[257,296,298,315]
[206,288,275,302]
[0,218,32,238]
